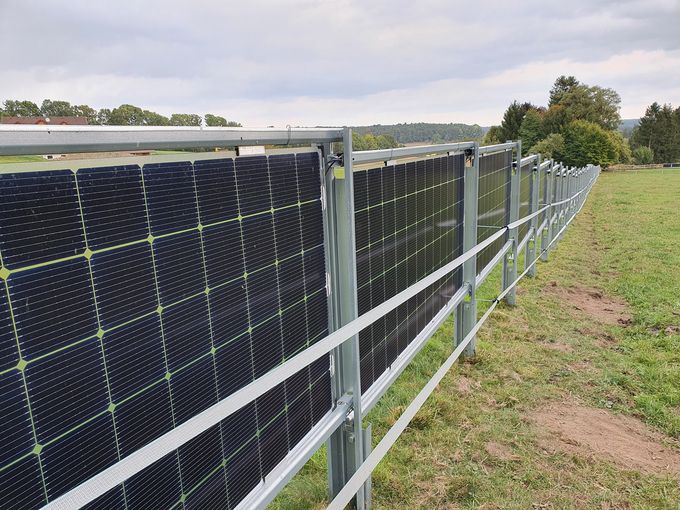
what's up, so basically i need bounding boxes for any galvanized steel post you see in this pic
[456,142,480,357]
[326,127,369,509]
[540,160,554,261]
[526,154,541,276]
[503,141,521,305]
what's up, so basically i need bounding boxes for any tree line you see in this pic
[354,122,483,144]
[484,76,632,167]
[629,103,680,164]
[0,99,241,127]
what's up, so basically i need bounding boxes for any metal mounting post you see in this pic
[526,154,541,276]
[455,142,479,357]
[502,141,521,306]
[541,160,554,262]
[326,127,369,509]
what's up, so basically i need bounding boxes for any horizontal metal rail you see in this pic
[476,239,512,288]
[351,141,475,165]
[0,125,344,155]
[520,154,539,165]
[478,142,516,155]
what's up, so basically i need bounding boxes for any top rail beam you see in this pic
[351,141,475,165]
[0,125,344,156]
[478,142,515,155]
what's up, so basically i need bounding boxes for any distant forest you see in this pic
[353,122,484,144]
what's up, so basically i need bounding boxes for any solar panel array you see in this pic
[518,160,533,242]
[538,164,547,229]
[476,151,512,274]
[0,152,332,509]
[353,155,464,393]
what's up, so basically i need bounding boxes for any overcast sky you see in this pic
[1,0,679,127]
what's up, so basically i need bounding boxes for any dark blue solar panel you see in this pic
[295,152,321,203]
[183,467,229,510]
[162,295,211,372]
[0,370,33,466]
[41,413,118,498]
[0,152,332,509]
[202,220,244,287]
[103,314,165,402]
[25,338,108,444]
[194,158,238,225]
[142,162,198,236]
[10,258,97,360]
[153,230,205,304]
[209,279,248,348]
[242,214,276,271]
[273,207,302,260]
[115,382,173,456]
[91,243,157,330]
[170,357,218,425]
[0,170,85,269]
[235,156,271,216]
[178,425,224,495]
[78,165,148,250]
[0,455,45,509]
[0,286,19,372]
[124,453,180,510]
[268,154,299,208]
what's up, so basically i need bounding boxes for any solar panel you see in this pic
[354,155,464,393]
[518,160,533,242]
[476,150,512,273]
[0,151,332,509]
[538,164,547,228]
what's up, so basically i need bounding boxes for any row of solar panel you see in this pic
[0,153,333,510]
[353,155,465,393]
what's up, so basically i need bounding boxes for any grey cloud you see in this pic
[0,0,679,125]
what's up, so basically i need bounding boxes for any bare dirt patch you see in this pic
[543,284,632,327]
[484,441,518,461]
[530,402,680,476]
[455,376,481,395]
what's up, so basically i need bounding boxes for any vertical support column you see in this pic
[540,160,553,262]
[326,127,368,509]
[503,140,521,305]
[456,143,479,357]
[526,154,541,276]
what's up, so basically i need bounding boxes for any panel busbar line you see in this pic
[354,154,464,394]
[476,150,512,274]
[0,152,332,510]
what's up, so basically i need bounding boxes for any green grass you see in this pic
[271,169,680,510]
[0,155,45,164]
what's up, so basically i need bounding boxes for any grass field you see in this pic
[271,168,680,509]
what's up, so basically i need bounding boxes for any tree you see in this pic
[543,83,621,133]
[169,113,202,126]
[549,75,580,106]
[204,114,241,127]
[142,110,169,126]
[108,104,147,125]
[73,104,98,124]
[518,109,544,150]
[40,99,76,117]
[499,101,534,141]
[529,133,565,160]
[2,99,41,117]
[606,130,632,164]
[631,102,680,163]
[483,126,503,145]
[96,108,112,125]
[632,146,654,164]
[561,120,618,167]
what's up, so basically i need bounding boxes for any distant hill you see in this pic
[619,118,639,138]
[353,122,484,144]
